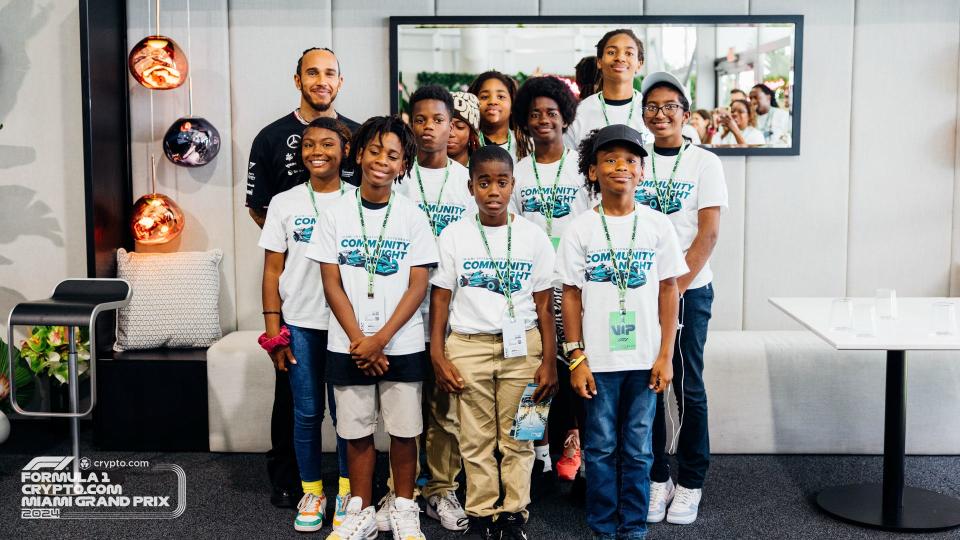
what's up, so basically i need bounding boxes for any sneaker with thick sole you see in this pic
[647,478,675,523]
[294,492,327,532]
[497,512,529,540]
[463,516,498,539]
[388,496,425,540]
[375,491,396,532]
[333,492,350,528]
[326,496,378,540]
[666,486,702,525]
[425,491,468,531]
[556,431,582,481]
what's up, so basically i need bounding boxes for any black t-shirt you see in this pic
[245,111,362,209]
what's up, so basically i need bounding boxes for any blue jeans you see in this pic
[287,325,349,482]
[583,370,657,539]
[651,282,713,489]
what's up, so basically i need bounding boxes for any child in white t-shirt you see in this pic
[565,29,700,151]
[638,72,728,527]
[394,84,474,532]
[468,71,532,162]
[430,145,557,539]
[510,74,593,484]
[557,124,687,540]
[258,117,357,533]
[307,116,437,540]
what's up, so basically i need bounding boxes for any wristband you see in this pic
[262,310,281,315]
[568,355,587,372]
[258,325,291,353]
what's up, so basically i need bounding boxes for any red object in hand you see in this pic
[258,326,291,353]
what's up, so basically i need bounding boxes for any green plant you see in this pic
[18,326,90,384]
[0,336,34,413]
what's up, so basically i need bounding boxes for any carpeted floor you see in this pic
[2,421,959,539]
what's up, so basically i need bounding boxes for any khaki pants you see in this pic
[446,328,543,519]
[423,376,462,498]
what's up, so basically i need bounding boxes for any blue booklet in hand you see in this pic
[511,383,552,441]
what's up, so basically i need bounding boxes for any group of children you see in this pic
[257,28,727,540]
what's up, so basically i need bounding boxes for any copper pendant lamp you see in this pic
[131,155,185,244]
[128,0,188,90]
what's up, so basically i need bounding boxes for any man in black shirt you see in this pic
[246,47,360,227]
[245,47,360,509]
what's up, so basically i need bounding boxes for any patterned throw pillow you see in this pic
[114,248,223,351]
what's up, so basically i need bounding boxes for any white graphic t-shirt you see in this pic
[510,148,593,245]
[398,159,477,340]
[755,107,792,146]
[564,92,701,151]
[711,126,765,145]
[258,182,357,330]
[555,206,688,372]
[432,215,555,335]
[635,144,727,289]
[306,192,439,355]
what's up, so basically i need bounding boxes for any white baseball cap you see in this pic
[640,71,691,103]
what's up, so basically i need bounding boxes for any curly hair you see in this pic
[577,128,645,196]
[574,55,598,100]
[512,76,578,136]
[409,84,455,117]
[303,117,352,156]
[348,115,417,181]
[467,71,531,160]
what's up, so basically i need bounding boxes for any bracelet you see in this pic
[568,355,587,372]
[262,310,281,315]
[258,325,291,353]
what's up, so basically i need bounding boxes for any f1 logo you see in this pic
[22,457,74,471]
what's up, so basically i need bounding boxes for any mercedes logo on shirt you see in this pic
[286,134,301,149]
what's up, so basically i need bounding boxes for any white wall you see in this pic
[2,1,960,338]
[0,1,85,337]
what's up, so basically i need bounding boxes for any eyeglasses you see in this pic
[642,103,684,116]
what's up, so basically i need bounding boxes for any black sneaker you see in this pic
[498,512,529,540]
[463,516,498,539]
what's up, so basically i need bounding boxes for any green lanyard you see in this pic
[598,204,639,316]
[598,90,637,126]
[305,181,345,216]
[413,158,451,237]
[649,143,687,213]
[530,149,567,237]
[479,130,513,155]
[355,190,394,298]
[475,213,515,319]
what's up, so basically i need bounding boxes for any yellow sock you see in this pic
[338,476,351,497]
[301,480,323,497]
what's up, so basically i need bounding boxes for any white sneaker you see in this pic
[389,496,426,540]
[375,491,396,532]
[666,486,702,525]
[425,491,468,531]
[326,496,378,540]
[647,478,675,523]
[294,492,327,532]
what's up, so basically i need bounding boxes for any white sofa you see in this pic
[206,331,389,452]
[207,330,960,454]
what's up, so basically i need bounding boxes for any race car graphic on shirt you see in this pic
[337,249,400,276]
[634,187,682,215]
[457,270,522,296]
[584,260,647,288]
[292,226,313,243]
[521,196,572,218]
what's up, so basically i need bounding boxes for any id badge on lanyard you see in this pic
[502,312,528,359]
[359,295,386,335]
[608,311,637,351]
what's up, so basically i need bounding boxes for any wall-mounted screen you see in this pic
[390,16,803,156]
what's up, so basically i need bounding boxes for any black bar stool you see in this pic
[6,279,131,475]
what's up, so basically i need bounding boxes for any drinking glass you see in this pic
[853,303,878,337]
[933,301,958,336]
[876,288,898,319]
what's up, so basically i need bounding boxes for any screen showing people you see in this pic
[396,21,798,150]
